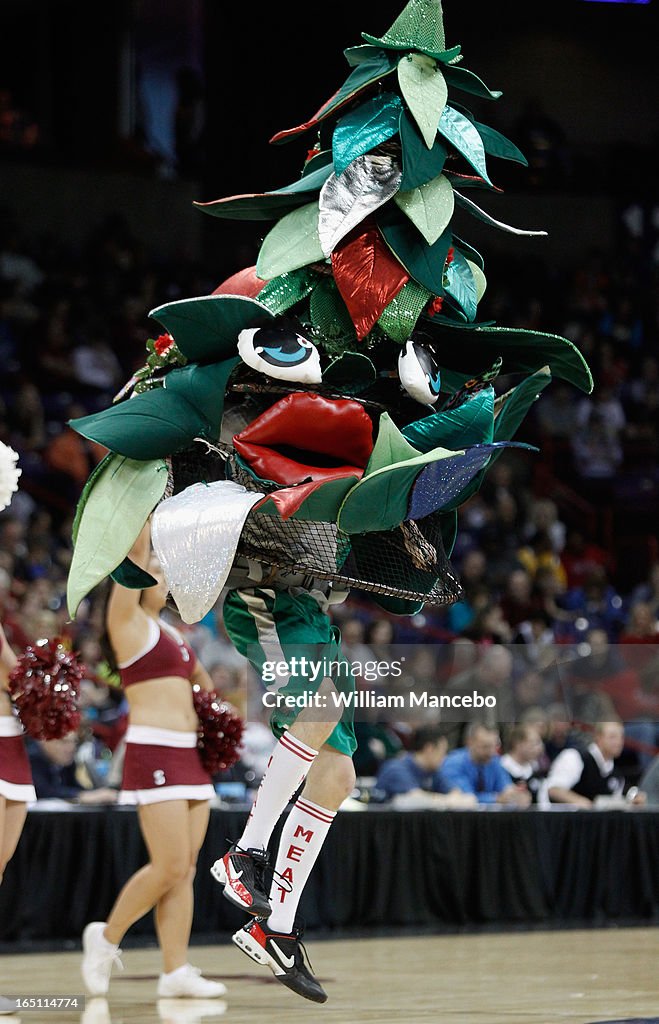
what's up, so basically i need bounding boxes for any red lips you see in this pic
[233,392,374,486]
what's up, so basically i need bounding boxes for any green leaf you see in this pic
[256,202,325,280]
[399,110,448,191]
[150,294,274,363]
[474,122,528,166]
[70,359,240,459]
[67,455,168,617]
[398,54,447,149]
[377,279,432,343]
[454,191,547,236]
[403,387,495,452]
[438,106,492,184]
[442,64,502,100]
[394,172,454,245]
[466,258,487,304]
[443,248,478,321]
[379,207,451,294]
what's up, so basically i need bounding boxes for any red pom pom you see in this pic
[9,638,85,740]
[192,686,244,774]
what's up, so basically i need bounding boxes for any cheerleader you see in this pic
[80,522,226,1000]
[0,617,36,879]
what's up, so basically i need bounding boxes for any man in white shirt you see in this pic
[541,721,645,807]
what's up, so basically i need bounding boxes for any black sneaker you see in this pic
[210,844,271,917]
[232,919,327,1004]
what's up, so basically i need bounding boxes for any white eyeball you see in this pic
[238,324,322,384]
[398,339,442,405]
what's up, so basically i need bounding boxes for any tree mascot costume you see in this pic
[66,0,592,1003]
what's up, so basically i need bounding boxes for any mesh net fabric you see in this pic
[163,443,462,606]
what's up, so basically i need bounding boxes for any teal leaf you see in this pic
[333,93,402,175]
[438,106,492,184]
[443,248,478,321]
[442,64,502,100]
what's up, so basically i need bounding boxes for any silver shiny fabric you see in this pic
[151,480,264,623]
[318,154,402,257]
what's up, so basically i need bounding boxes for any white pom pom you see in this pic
[0,442,21,512]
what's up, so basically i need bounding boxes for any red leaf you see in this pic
[331,222,409,340]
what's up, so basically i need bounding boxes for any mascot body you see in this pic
[67,0,593,756]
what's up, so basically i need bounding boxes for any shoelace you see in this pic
[226,838,293,894]
[292,928,315,974]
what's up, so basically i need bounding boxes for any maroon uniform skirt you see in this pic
[0,715,36,802]
[118,725,215,805]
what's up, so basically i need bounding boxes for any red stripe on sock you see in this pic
[279,734,315,762]
[296,798,335,823]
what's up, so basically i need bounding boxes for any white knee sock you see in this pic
[267,796,336,934]
[238,733,318,852]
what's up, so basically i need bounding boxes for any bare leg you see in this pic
[302,746,356,811]
[104,800,191,946]
[154,800,209,973]
[0,798,28,884]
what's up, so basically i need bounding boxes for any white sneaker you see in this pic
[81,997,112,1024]
[157,964,227,999]
[0,996,17,1015]
[81,921,123,996]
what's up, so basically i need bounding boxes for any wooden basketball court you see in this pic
[1,927,657,1023]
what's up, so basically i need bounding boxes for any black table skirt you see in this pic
[1,807,657,941]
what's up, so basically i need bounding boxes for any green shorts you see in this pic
[222,586,357,757]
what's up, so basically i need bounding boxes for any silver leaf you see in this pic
[318,155,402,257]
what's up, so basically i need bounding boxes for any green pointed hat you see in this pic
[362,0,460,63]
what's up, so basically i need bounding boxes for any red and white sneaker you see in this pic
[232,919,327,1004]
[210,844,271,917]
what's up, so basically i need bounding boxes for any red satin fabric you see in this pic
[331,221,409,340]
[233,392,374,486]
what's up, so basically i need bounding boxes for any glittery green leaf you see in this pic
[397,53,447,148]
[399,110,448,191]
[377,279,432,343]
[394,172,454,245]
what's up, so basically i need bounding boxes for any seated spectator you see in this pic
[376,725,476,808]
[440,723,531,806]
[541,721,645,808]
[27,732,117,804]
[500,724,547,803]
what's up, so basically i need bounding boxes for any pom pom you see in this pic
[192,686,244,775]
[0,442,21,512]
[9,638,85,740]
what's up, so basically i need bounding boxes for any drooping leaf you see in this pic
[454,190,548,236]
[67,455,168,617]
[442,64,502,100]
[474,121,528,165]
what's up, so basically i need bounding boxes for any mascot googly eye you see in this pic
[238,321,322,384]
[398,339,442,406]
